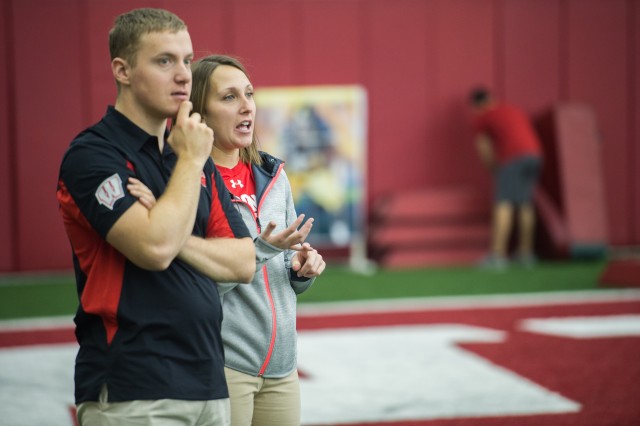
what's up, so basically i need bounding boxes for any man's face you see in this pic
[127,30,193,120]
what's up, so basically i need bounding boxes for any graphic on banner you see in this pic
[255,86,367,250]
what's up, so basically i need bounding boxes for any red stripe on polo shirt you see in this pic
[57,180,125,345]
[79,245,125,345]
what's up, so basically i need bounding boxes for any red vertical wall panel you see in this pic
[298,0,362,85]
[0,1,15,270]
[231,1,296,87]
[502,0,561,115]
[13,0,86,270]
[566,0,629,245]
[550,104,608,247]
[430,0,495,190]
[366,0,433,198]
[633,1,640,242]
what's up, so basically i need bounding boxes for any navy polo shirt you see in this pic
[57,106,250,404]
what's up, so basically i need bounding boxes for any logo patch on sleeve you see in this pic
[95,173,124,210]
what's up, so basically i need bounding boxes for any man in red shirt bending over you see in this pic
[469,87,543,270]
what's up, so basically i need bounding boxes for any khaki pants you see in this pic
[76,384,230,426]
[224,367,300,426]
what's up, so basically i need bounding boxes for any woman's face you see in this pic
[204,65,255,152]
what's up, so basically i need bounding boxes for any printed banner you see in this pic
[255,85,368,252]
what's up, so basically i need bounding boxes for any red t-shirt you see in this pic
[216,161,258,215]
[473,103,542,164]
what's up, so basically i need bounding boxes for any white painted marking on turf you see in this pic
[2,290,638,331]
[0,343,77,426]
[297,324,580,424]
[520,314,640,338]
[0,315,74,331]
[4,293,637,425]
[297,289,640,316]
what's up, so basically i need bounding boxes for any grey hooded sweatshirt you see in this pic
[217,152,315,378]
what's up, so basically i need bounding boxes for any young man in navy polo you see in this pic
[57,8,255,425]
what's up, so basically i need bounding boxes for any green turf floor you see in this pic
[0,260,608,320]
[299,259,609,302]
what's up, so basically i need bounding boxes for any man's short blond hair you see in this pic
[109,8,187,67]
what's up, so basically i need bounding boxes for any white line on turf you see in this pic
[1,289,639,330]
[296,289,640,316]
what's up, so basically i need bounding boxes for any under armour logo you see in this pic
[230,179,244,189]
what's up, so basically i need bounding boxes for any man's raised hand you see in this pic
[167,101,213,167]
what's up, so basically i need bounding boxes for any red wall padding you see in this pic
[536,103,608,257]
[0,0,14,271]
[634,1,640,243]
[12,0,87,270]
[1,0,638,272]
[566,0,631,246]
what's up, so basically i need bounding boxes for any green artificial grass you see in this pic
[297,260,608,303]
[0,275,78,320]
[0,260,608,320]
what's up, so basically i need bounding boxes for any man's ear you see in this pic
[112,58,131,86]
